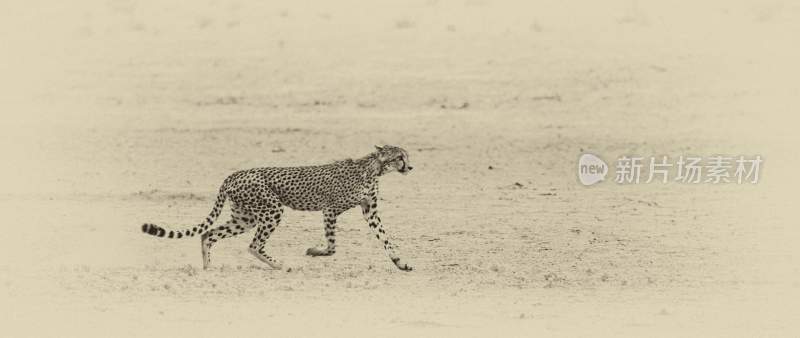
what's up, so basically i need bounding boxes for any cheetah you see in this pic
[141,145,414,271]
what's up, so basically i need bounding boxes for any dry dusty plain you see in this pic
[1,1,799,336]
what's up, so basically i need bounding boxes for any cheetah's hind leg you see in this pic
[200,215,255,269]
[247,207,286,270]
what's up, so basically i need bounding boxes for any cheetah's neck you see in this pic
[355,152,384,178]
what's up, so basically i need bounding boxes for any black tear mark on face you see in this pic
[396,154,413,174]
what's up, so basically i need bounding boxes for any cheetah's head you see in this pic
[374,145,413,175]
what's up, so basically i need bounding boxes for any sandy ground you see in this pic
[1,0,799,336]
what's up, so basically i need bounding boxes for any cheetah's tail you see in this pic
[141,188,227,239]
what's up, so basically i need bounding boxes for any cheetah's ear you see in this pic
[374,145,384,151]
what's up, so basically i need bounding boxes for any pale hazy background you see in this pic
[1,1,798,337]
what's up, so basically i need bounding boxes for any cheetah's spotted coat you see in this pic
[141,145,414,271]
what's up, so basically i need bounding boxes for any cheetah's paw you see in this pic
[306,246,335,257]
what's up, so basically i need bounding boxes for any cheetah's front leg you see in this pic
[306,209,340,257]
[360,199,413,271]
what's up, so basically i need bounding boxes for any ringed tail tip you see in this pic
[141,223,167,237]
